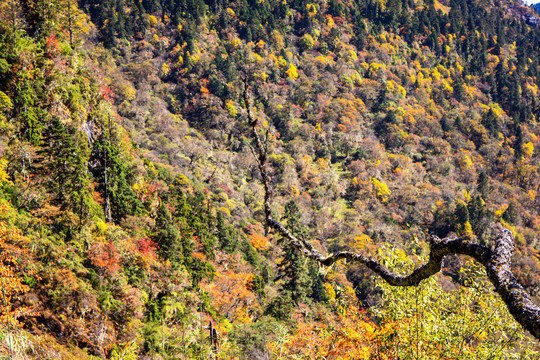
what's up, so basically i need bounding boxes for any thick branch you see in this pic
[242,83,540,339]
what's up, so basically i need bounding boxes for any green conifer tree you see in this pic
[90,127,143,222]
[217,211,237,253]
[309,263,327,303]
[43,117,94,227]
[477,171,489,199]
[278,200,312,304]
[154,202,183,264]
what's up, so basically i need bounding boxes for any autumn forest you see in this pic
[0,0,540,358]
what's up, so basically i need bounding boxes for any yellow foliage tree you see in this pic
[370,177,390,202]
[58,0,90,46]
[148,15,158,27]
[522,141,534,158]
[286,63,298,80]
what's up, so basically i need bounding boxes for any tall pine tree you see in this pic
[278,200,311,304]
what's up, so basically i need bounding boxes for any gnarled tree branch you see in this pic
[242,82,540,340]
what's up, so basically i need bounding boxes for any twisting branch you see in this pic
[241,82,540,340]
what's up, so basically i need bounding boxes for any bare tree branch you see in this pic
[242,82,540,340]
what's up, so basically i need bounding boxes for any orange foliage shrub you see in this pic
[268,306,450,359]
[250,233,271,251]
[268,307,384,359]
[0,204,38,326]
[203,271,260,323]
[88,241,122,276]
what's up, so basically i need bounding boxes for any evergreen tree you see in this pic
[455,202,469,223]
[477,171,489,199]
[482,108,500,135]
[154,202,183,264]
[502,203,518,224]
[514,125,525,160]
[309,263,327,303]
[467,195,486,233]
[43,117,94,227]
[217,211,237,253]
[278,200,311,304]
[241,239,260,267]
[14,76,43,145]
[90,125,143,222]
[171,189,195,260]
[454,201,470,234]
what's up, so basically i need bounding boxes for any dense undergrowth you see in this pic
[0,0,539,358]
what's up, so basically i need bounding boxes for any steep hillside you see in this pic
[0,0,539,358]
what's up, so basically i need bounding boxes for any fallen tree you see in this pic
[242,82,540,340]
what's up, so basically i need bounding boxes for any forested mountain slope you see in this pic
[0,0,539,358]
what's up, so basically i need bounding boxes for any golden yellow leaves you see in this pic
[225,100,237,117]
[269,54,299,80]
[250,52,264,63]
[306,3,317,16]
[289,184,300,197]
[326,14,335,29]
[285,63,298,80]
[366,62,386,73]
[160,62,170,76]
[462,189,472,202]
[340,71,362,87]
[374,0,387,11]
[351,234,373,251]
[229,36,241,49]
[254,71,269,81]
[522,141,534,159]
[270,30,285,49]
[148,15,158,27]
[218,207,231,216]
[370,177,391,203]
[341,46,358,62]
[455,221,474,238]
[176,173,190,185]
[457,149,474,170]
[316,157,330,171]
[0,158,11,185]
[494,204,509,219]
[481,103,505,119]
[386,80,406,98]
[433,0,451,14]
